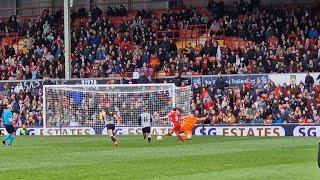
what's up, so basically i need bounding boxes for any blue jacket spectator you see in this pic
[308,28,318,39]
[70,91,85,107]
[96,47,106,60]
[273,114,284,124]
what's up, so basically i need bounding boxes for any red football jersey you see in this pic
[168,111,181,125]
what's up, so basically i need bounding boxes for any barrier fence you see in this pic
[1,124,319,136]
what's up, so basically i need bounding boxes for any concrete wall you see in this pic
[0,0,316,18]
[0,0,16,17]
[184,0,315,7]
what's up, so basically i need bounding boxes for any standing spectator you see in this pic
[215,74,227,91]
[119,5,127,16]
[305,72,314,92]
[43,20,50,35]
[173,72,184,87]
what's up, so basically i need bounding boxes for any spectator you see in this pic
[215,74,227,90]
[273,113,284,124]
[91,6,102,21]
[119,5,127,16]
[305,72,314,91]
[173,72,184,86]
[309,28,318,39]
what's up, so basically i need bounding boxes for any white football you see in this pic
[156,135,163,141]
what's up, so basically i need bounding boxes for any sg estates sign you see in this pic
[194,126,285,136]
[293,126,320,137]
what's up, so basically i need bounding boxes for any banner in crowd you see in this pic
[157,73,319,87]
[1,125,320,136]
[1,72,319,91]
[156,74,269,87]
[229,74,269,86]
[0,79,115,91]
[269,73,319,85]
[201,74,268,86]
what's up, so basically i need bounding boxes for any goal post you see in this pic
[42,83,191,133]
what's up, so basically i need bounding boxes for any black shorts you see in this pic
[142,127,151,134]
[106,124,115,131]
[4,124,15,134]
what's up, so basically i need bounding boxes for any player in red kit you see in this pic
[168,108,182,134]
[158,108,184,141]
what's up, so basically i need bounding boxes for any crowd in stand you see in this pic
[0,9,65,80]
[205,0,320,74]
[0,4,210,79]
[0,82,43,127]
[1,72,320,127]
[0,1,320,127]
[0,2,319,79]
[191,73,320,125]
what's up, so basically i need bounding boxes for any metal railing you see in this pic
[155,24,208,49]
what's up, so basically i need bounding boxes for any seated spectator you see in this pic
[273,113,284,124]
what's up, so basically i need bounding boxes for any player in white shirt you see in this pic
[101,107,118,146]
[138,107,153,142]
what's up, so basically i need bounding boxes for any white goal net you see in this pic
[43,84,191,133]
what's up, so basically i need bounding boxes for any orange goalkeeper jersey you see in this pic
[182,116,199,133]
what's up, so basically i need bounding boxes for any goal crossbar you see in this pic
[43,83,176,88]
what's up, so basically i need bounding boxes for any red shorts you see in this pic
[172,123,182,132]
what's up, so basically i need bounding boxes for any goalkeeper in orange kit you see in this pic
[179,110,207,141]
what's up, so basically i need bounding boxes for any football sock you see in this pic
[4,134,11,142]
[9,135,15,145]
[111,136,117,143]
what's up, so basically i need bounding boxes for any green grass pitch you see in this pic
[0,136,319,180]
